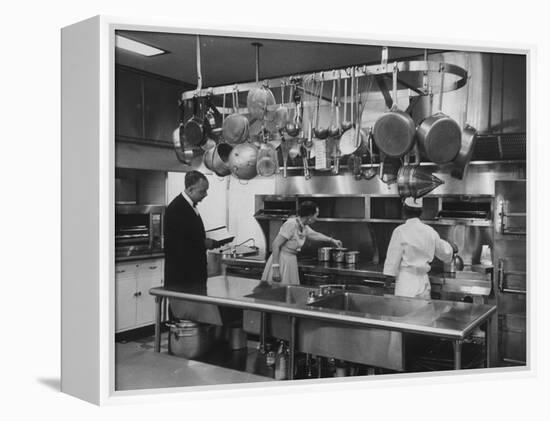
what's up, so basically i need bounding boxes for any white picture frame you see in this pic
[61,15,534,406]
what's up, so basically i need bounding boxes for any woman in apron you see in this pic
[262,201,343,284]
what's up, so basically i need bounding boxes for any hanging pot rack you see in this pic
[180,49,468,106]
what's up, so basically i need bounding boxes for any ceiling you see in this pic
[115,30,445,88]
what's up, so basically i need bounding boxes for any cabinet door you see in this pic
[115,68,143,139]
[135,259,164,326]
[115,263,138,332]
[143,77,180,143]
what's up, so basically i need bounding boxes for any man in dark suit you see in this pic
[164,170,219,291]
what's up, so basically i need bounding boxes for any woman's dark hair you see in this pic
[298,201,319,217]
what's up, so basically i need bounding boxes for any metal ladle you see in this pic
[341,68,354,131]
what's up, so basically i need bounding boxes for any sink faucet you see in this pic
[306,284,345,304]
[318,284,345,296]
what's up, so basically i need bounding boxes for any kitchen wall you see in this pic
[115,168,166,204]
[167,167,276,256]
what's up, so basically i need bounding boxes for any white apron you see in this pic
[394,267,431,299]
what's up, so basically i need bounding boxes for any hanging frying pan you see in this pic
[373,66,416,158]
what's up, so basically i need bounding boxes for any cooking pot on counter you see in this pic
[331,248,348,263]
[318,247,333,262]
[344,251,360,265]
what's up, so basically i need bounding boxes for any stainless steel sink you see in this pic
[245,285,318,305]
[309,292,428,318]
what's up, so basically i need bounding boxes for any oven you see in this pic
[115,204,164,257]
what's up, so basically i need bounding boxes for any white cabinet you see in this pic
[115,258,164,333]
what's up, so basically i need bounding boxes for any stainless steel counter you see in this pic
[150,275,496,375]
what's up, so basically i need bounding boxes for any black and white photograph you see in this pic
[112,29,526,390]
[5,2,544,418]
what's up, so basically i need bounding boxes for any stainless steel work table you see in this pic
[150,275,496,377]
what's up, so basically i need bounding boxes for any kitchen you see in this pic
[112,29,527,391]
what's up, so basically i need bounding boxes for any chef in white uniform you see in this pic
[383,197,455,299]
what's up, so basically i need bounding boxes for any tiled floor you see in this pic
[115,332,274,391]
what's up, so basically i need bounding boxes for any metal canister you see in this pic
[318,247,334,262]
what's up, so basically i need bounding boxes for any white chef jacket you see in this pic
[383,218,453,298]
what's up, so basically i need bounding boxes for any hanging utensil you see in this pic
[373,65,416,158]
[285,82,300,137]
[362,129,377,180]
[247,43,276,123]
[228,142,259,180]
[280,135,292,178]
[328,77,340,137]
[256,141,279,177]
[274,81,289,132]
[313,76,328,139]
[451,68,477,179]
[341,69,353,131]
[301,145,311,180]
[416,64,461,164]
[397,165,444,198]
[339,73,370,157]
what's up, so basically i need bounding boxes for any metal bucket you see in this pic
[318,247,334,262]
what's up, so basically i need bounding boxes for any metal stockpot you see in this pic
[416,112,461,164]
[168,320,213,359]
[228,142,259,180]
[331,248,348,263]
[318,247,334,262]
[344,251,360,265]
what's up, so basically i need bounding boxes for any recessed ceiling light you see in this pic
[115,35,167,57]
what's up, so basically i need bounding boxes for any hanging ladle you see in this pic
[313,76,328,139]
[341,68,354,131]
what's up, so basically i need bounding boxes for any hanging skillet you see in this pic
[373,65,416,158]
[183,35,207,147]
[183,95,207,147]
